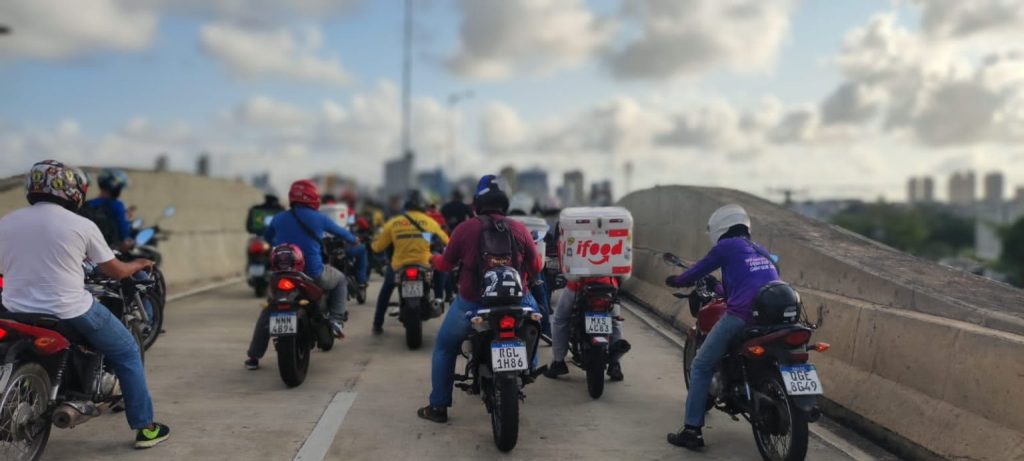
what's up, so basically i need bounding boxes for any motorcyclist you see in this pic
[246,194,285,235]
[320,193,370,289]
[82,168,133,251]
[440,189,473,231]
[544,276,629,381]
[416,175,541,424]
[0,160,170,448]
[370,190,450,334]
[663,204,781,450]
[244,180,362,369]
[507,197,552,342]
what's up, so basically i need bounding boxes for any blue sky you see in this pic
[1,0,1022,201]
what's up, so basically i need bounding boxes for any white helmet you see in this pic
[707,204,751,244]
[508,192,535,215]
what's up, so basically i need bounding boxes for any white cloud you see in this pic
[0,0,157,59]
[479,102,528,152]
[199,23,351,85]
[151,0,362,27]
[913,0,1024,39]
[448,0,615,79]
[606,0,796,80]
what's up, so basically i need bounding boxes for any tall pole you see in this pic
[401,0,413,156]
[447,90,474,175]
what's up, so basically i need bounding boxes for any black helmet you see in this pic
[473,175,509,215]
[97,168,129,197]
[752,281,801,325]
[404,189,426,212]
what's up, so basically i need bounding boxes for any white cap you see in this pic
[707,204,751,244]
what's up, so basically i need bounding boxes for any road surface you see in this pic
[43,280,886,460]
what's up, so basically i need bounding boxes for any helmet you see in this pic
[752,281,801,325]
[72,167,90,206]
[479,266,524,307]
[404,189,426,212]
[508,192,534,216]
[97,168,129,196]
[25,160,85,211]
[270,243,305,273]
[289,179,321,210]
[473,174,509,214]
[707,204,751,244]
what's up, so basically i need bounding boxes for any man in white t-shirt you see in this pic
[0,160,170,449]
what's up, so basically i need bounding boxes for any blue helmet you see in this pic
[97,168,129,196]
[473,175,509,214]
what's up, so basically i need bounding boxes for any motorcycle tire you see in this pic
[254,282,267,298]
[0,362,52,461]
[683,333,698,389]
[152,268,167,309]
[751,376,809,461]
[141,294,163,352]
[317,323,335,352]
[489,373,520,452]
[404,316,423,350]
[584,347,607,399]
[356,286,367,305]
[276,336,310,388]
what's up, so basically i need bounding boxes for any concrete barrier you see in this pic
[0,170,262,290]
[619,185,1024,461]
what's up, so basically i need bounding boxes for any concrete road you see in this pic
[42,281,875,460]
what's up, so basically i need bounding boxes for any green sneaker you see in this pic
[135,422,170,449]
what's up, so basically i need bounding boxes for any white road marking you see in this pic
[294,392,358,461]
[618,300,876,461]
[166,277,244,302]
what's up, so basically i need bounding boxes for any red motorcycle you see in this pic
[267,269,334,387]
[663,252,828,461]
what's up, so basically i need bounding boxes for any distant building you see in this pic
[948,171,976,208]
[416,168,449,200]
[383,151,414,199]
[789,199,860,222]
[452,175,478,200]
[562,170,585,207]
[590,180,613,206]
[313,173,357,199]
[154,154,169,172]
[196,153,210,177]
[517,168,549,201]
[983,171,1004,205]
[499,166,517,193]
[907,176,936,204]
[251,172,272,194]
[922,177,935,203]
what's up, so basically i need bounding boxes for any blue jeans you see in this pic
[684,314,746,427]
[429,294,538,408]
[65,301,154,430]
[346,245,369,284]
[529,280,551,337]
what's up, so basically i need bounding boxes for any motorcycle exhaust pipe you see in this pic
[52,402,101,429]
[608,339,632,363]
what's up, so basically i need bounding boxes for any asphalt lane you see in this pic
[42,280,858,461]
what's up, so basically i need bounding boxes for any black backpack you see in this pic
[80,203,119,246]
[476,215,525,306]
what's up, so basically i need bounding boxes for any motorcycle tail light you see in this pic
[499,315,516,331]
[529,312,543,322]
[276,303,292,311]
[0,274,4,289]
[589,296,612,311]
[0,320,69,355]
[783,330,812,347]
[404,267,420,279]
[470,316,484,325]
[277,278,296,291]
[0,328,6,341]
[746,345,766,357]
[810,342,830,352]
[248,240,270,254]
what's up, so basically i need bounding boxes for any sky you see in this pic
[2,0,1024,202]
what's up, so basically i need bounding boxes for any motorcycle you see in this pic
[395,265,443,350]
[128,205,174,307]
[663,252,827,461]
[323,237,367,306]
[566,281,631,399]
[267,270,335,387]
[453,267,545,453]
[84,264,156,354]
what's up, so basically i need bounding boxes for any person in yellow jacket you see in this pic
[371,190,450,334]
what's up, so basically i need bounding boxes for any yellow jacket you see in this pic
[372,210,450,269]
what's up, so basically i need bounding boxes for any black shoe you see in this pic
[245,357,259,370]
[417,405,448,423]
[667,426,705,450]
[607,362,624,382]
[543,360,569,379]
[135,422,170,449]
[372,326,383,335]
[540,333,553,346]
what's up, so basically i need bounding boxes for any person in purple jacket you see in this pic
[664,204,780,450]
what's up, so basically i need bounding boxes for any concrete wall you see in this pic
[0,170,262,289]
[620,185,1024,461]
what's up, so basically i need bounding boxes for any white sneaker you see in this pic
[330,321,344,338]
[387,306,400,317]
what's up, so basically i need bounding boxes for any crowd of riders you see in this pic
[0,159,804,457]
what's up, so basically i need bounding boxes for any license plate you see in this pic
[584,312,613,335]
[401,281,423,298]
[780,364,823,395]
[491,340,528,372]
[248,264,266,277]
[269,312,297,336]
[545,258,559,270]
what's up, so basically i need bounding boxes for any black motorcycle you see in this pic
[246,236,272,297]
[566,282,630,399]
[267,271,335,387]
[84,266,156,354]
[324,237,367,305]
[395,265,442,349]
[664,252,827,461]
[453,266,544,453]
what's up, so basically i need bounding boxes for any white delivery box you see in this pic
[558,207,633,280]
[319,203,350,229]
[507,216,549,257]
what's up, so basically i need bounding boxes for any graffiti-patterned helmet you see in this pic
[25,160,84,211]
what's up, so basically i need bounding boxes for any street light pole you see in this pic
[447,90,474,175]
[400,0,413,156]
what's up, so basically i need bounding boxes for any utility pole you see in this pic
[401,0,413,156]
[447,90,474,173]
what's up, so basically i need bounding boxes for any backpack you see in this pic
[475,215,525,303]
[80,202,119,246]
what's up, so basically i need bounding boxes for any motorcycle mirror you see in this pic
[662,252,683,267]
[136,228,156,246]
[263,215,275,226]
[132,218,144,229]
[814,304,825,329]
[672,292,689,299]
[163,206,176,218]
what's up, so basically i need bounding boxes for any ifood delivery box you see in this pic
[558,207,633,280]
[507,216,550,257]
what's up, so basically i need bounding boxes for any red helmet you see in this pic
[270,244,305,273]
[289,179,320,210]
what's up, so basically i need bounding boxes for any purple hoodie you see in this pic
[670,237,780,323]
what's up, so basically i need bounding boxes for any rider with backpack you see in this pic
[417,175,542,423]
[81,168,133,251]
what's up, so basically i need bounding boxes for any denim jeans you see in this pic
[550,288,623,362]
[684,313,747,427]
[65,301,154,429]
[530,280,551,337]
[345,245,369,284]
[428,293,538,408]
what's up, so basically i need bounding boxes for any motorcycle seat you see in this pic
[0,310,86,344]
[743,323,799,339]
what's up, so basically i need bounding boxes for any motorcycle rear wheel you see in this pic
[751,376,809,461]
[140,294,163,351]
[404,316,423,350]
[356,285,367,305]
[0,362,52,461]
[253,282,267,298]
[584,347,606,399]
[683,333,698,388]
[276,336,310,388]
[490,374,520,452]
